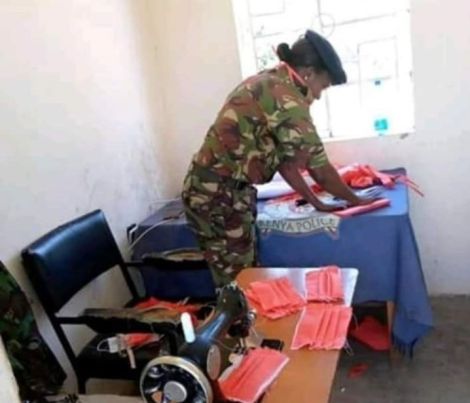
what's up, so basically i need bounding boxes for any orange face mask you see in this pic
[244,276,306,320]
[306,266,344,304]
[291,304,352,350]
[218,348,289,403]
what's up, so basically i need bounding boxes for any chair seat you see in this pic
[76,333,167,381]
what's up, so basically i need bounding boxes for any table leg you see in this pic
[386,301,401,365]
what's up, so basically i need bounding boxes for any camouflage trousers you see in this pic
[182,168,258,287]
[0,261,66,400]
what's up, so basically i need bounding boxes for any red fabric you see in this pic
[349,316,391,351]
[279,61,308,87]
[123,333,156,348]
[306,266,344,303]
[267,163,423,205]
[128,298,200,348]
[244,277,306,320]
[335,164,395,190]
[291,304,352,350]
[348,363,369,379]
[134,297,200,314]
[395,174,425,197]
[218,348,289,403]
[333,198,391,217]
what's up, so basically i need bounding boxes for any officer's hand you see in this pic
[351,196,379,207]
[295,198,340,212]
[314,202,345,212]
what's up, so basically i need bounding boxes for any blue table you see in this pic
[132,169,433,354]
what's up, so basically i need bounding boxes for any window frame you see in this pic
[231,0,415,141]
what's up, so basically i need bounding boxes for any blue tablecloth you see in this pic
[132,169,433,354]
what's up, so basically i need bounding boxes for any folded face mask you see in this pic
[218,348,289,403]
[244,277,306,319]
[306,266,344,304]
[291,304,352,350]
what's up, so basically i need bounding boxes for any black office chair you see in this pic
[21,210,184,393]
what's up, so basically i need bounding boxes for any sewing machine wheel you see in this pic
[140,356,213,403]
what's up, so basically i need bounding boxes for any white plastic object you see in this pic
[106,336,121,353]
[181,312,196,343]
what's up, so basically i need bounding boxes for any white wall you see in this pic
[148,0,243,193]
[0,0,171,390]
[154,0,470,295]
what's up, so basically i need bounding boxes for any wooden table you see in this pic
[237,268,355,403]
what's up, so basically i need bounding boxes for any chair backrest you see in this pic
[21,210,137,314]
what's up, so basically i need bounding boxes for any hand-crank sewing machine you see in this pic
[82,282,259,403]
[140,283,256,402]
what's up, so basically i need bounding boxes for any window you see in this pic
[231,0,414,139]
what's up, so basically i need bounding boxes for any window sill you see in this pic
[322,131,413,144]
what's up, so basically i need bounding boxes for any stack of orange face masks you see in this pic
[306,266,344,303]
[244,277,306,319]
[218,348,289,403]
[291,304,352,350]
[244,270,353,351]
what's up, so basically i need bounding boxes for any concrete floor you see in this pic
[331,296,470,403]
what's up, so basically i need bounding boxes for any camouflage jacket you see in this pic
[190,65,328,184]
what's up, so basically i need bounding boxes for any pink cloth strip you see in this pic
[334,198,390,217]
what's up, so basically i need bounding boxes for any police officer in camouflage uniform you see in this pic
[182,30,374,287]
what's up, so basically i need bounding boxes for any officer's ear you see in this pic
[302,66,317,81]
[303,67,326,84]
